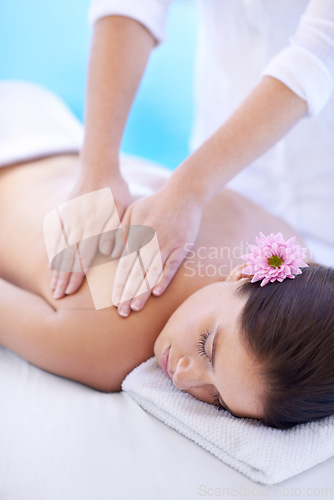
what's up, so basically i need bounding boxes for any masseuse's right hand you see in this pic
[111,182,203,316]
[49,170,131,299]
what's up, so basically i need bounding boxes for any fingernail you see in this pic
[153,287,162,296]
[118,305,129,317]
[111,247,124,260]
[131,300,141,311]
[110,250,118,260]
[53,289,63,299]
[100,243,112,255]
[65,285,74,295]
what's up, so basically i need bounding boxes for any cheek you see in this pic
[166,310,198,345]
[186,385,216,405]
[153,312,186,357]
[153,334,161,358]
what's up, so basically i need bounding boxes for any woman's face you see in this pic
[154,267,265,420]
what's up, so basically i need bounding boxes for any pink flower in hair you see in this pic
[241,232,308,287]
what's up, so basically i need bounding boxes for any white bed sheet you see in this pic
[1,346,334,500]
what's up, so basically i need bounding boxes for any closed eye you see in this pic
[213,393,226,411]
[197,330,211,358]
[197,331,230,412]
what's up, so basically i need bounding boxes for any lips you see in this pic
[161,346,171,379]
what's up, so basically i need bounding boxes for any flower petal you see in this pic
[241,232,308,287]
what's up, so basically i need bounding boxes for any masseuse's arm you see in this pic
[167,77,307,205]
[50,16,155,299]
[80,15,155,184]
[114,0,334,316]
[112,76,307,316]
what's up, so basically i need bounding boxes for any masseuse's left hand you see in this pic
[49,171,132,299]
[111,183,202,317]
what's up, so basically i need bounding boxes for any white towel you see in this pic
[0,81,84,166]
[122,357,334,485]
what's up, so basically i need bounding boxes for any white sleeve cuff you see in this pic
[262,45,334,116]
[88,0,173,44]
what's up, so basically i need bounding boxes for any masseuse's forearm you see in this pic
[80,16,155,182]
[167,76,308,206]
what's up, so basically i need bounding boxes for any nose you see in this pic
[172,356,208,391]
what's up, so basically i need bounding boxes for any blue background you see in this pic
[0,0,198,169]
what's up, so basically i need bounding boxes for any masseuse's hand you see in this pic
[49,172,131,299]
[111,184,202,317]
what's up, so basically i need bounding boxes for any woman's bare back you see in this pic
[0,154,299,390]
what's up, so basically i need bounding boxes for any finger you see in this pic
[99,207,122,255]
[110,225,127,260]
[53,271,72,299]
[117,252,146,304]
[63,271,86,296]
[48,229,71,291]
[117,232,161,304]
[99,230,116,256]
[126,250,163,313]
[152,247,186,297]
[130,289,152,313]
[50,270,59,291]
[129,249,164,312]
[143,248,163,291]
[112,222,154,306]
[51,244,81,298]
[43,208,68,268]
[46,220,68,292]
[112,250,138,306]
[226,263,249,282]
[117,298,132,318]
[77,234,99,271]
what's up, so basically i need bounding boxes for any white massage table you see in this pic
[1,346,334,500]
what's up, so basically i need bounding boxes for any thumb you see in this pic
[98,203,123,255]
[99,230,116,256]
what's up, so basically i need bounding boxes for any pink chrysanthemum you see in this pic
[241,232,308,287]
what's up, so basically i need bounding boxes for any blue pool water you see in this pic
[0,0,198,169]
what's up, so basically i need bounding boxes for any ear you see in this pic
[225,263,253,283]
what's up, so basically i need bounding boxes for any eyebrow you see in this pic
[211,326,237,416]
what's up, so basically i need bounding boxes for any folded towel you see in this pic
[122,357,334,485]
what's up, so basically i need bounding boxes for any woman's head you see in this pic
[154,263,334,429]
[154,268,267,420]
[239,264,334,429]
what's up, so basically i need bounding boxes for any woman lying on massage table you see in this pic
[0,150,333,430]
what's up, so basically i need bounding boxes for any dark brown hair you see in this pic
[238,264,334,429]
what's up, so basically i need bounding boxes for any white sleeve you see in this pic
[88,0,173,44]
[262,0,334,116]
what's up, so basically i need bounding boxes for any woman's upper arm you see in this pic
[0,277,162,392]
[0,280,113,390]
[0,278,56,347]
